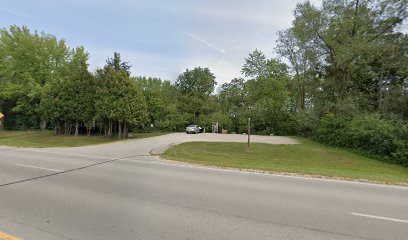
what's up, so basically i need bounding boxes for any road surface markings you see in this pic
[351,212,408,224]
[3,147,115,160]
[121,157,408,189]
[0,230,21,240]
[15,164,62,172]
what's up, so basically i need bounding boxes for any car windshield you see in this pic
[188,125,197,127]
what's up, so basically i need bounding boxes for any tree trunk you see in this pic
[108,120,113,137]
[75,121,79,136]
[57,122,62,135]
[332,65,347,116]
[118,121,122,139]
[123,123,127,138]
[107,120,111,137]
[300,73,306,111]
[64,122,68,135]
[112,121,115,136]
[111,121,113,137]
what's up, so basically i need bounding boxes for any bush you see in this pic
[291,111,319,137]
[314,113,408,166]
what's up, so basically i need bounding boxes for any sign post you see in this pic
[247,117,251,149]
[0,112,4,130]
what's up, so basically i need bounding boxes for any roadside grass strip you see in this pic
[162,137,408,185]
[0,130,169,148]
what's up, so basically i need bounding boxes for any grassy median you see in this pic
[162,138,408,185]
[0,130,168,148]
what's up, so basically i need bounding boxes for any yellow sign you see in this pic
[0,112,4,119]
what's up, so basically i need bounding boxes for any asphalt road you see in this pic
[0,133,407,240]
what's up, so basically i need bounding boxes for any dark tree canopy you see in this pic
[106,52,131,76]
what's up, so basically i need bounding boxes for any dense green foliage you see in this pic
[272,0,408,165]
[0,26,147,137]
[0,26,69,128]
[133,76,184,131]
[0,0,407,165]
[315,113,408,166]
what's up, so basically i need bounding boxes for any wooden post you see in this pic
[247,117,251,149]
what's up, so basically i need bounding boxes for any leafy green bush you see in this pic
[314,113,408,166]
[290,111,319,137]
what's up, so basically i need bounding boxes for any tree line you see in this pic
[0,0,407,165]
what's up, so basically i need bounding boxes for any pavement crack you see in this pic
[0,154,149,187]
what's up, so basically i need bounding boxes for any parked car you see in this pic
[185,125,202,134]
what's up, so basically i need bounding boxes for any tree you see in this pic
[106,52,131,76]
[291,0,408,111]
[175,67,216,95]
[175,67,217,124]
[277,28,322,111]
[245,74,289,134]
[40,78,66,135]
[218,78,247,133]
[39,47,94,135]
[66,47,95,136]
[114,80,147,138]
[241,49,268,78]
[0,25,69,129]
[241,51,290,134]
[241,49,290,80]
[133,76,184,131]
[95,62,147,138]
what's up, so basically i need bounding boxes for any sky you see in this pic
[1,0,322,84]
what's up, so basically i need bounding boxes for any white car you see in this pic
[185,125,201,134]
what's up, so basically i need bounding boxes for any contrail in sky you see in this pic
[186,32,226,54]
[0,8,31,18]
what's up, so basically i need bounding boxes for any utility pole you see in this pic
[247,117,251,149]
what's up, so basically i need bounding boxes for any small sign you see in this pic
[0,112,3,129]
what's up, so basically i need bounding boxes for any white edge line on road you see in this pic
[3,147,115,160]
[15,164,62,172]
[120,157,408,190]
[351,212,408,224]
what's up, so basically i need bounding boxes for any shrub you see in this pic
[314,113,408,166]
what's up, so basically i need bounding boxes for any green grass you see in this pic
[0,130,169,148]
[162,137,408,185]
